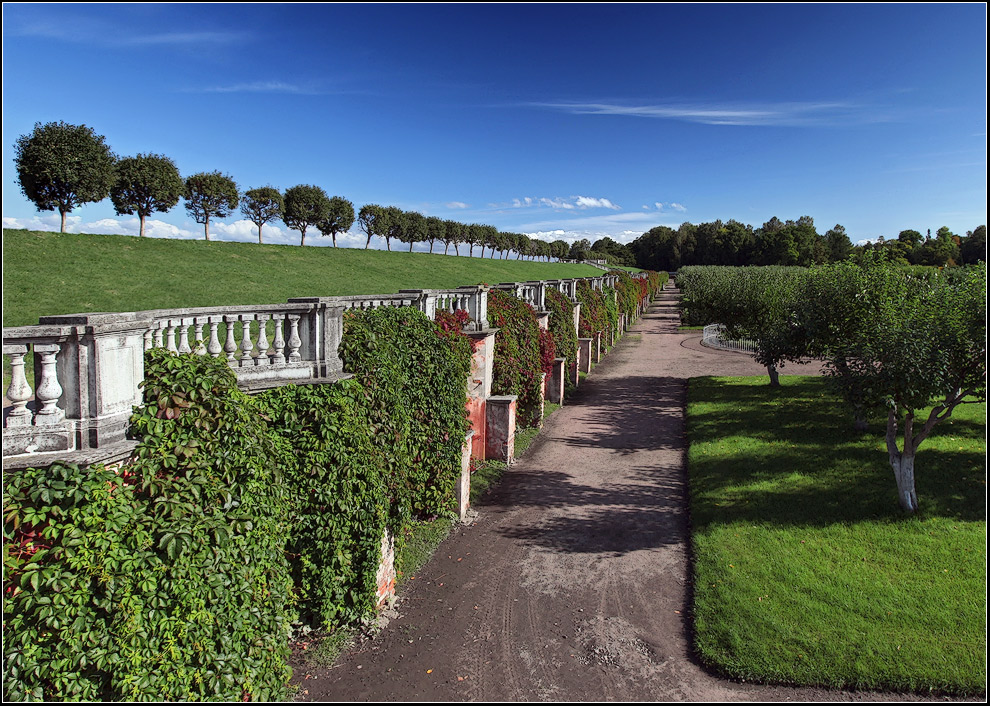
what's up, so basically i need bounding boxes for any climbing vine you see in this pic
[487,289,548,428]
[545,288,577,372]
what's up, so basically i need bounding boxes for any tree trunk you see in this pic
[430,240,435,253]
[469,244,474,257]
[480,245,486,258]
[889,451,919,513]
[60,209,68,233]
[140,214,147,238]
[886,409,919,513]
[386,237,391,251]
[767,365,780,386]
[205,217,211,241]
[409,241,414,252]
[454,244,460,256]
[853,407,868,432]
[300,228,306,247]
[444,243,450,255]
[332,234,337,247]
[258,223,263,244]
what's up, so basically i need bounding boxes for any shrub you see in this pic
[487,289,545,427]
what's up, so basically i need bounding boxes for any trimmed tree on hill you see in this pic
[111,154,183,238]
[240,187,284,244]
[184,172,239,241]
[283,185,331,246]
[14,121,117,233]
[317,196,355,247]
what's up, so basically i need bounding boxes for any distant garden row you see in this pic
[12,121,580,261]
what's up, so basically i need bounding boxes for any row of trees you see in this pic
[627,217,985,271]
[858,226,986,267]
[677,261,986,514]
[11,121,579,258]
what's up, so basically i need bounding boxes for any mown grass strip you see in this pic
[2,229,605,327]
[687,376,986,695]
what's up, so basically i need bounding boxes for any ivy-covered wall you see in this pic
[3,306,473,702]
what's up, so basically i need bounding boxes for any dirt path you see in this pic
[294,288,934,702]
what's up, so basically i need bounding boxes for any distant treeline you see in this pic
[587,218,986,271]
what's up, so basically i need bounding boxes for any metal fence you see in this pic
[701,324,758,353]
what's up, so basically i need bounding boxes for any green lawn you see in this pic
[2,229,605,327]
[687,376,986,695]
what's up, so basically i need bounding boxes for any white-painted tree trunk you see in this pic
[766,364,780,387]
[889,450,919,513]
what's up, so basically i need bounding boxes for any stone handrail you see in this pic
[3,272,630,465]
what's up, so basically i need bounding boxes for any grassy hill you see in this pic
[2,229,606,327]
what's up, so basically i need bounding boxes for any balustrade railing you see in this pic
[3,271,619,464]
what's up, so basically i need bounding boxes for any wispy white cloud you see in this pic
[503,195,621,211]
[669,203,687,212]
[197,81,322,95]
[445,201,470,209]
[530,99,876,127]
[121,31,248,46]
[574,196,620,210]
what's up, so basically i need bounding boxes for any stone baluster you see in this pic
[287,315,302,362]
[207,319,222,358]
[193,320,207,355]
[153,323,165,349]
[165,321,178,352]
[271,315,286,364]
[239,315,256,366]
[4,345,33,427]
[255,315,270,366]
[33,344,65,425]
[223,316,239,362]
[177,320,193,354]
[143,329,154,351]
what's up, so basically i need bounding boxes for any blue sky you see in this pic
[2,3,986,249]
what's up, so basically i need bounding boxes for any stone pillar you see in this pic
[466,329,497,459]
[572,302,582,340]
[376,529,396,609]
[547,357,566,404]
[485,395,516,463]
[578,337,593,374]
[39,313,150,451]
[455,430,474,520]
[592,332,602,363]
[570,346,581,387]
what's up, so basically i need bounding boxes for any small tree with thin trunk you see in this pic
[283,184,331,246]
[184,172,239,241]
[110,153,183,238]
[401,211,427,252]
[14,121,117,233]
[425,216,445,253]
[358,204,388,249]
[240,186,284,244]
[812,260,986,513]
[317,196,355,247]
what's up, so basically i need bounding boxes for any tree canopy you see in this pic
[240,187,284,244]
[283,184,331,246]
[184,172,239,241]
[14,121,117,233]
[111,154,183,238]
[317,196,355,247]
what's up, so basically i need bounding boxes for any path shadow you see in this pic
[488,467,686,555]
[554,375,685,454]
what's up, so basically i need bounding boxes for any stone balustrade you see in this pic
[3,272,635,466]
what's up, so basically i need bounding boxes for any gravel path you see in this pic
[295,287,940,702]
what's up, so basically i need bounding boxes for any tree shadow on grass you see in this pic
[687,377,987,528]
